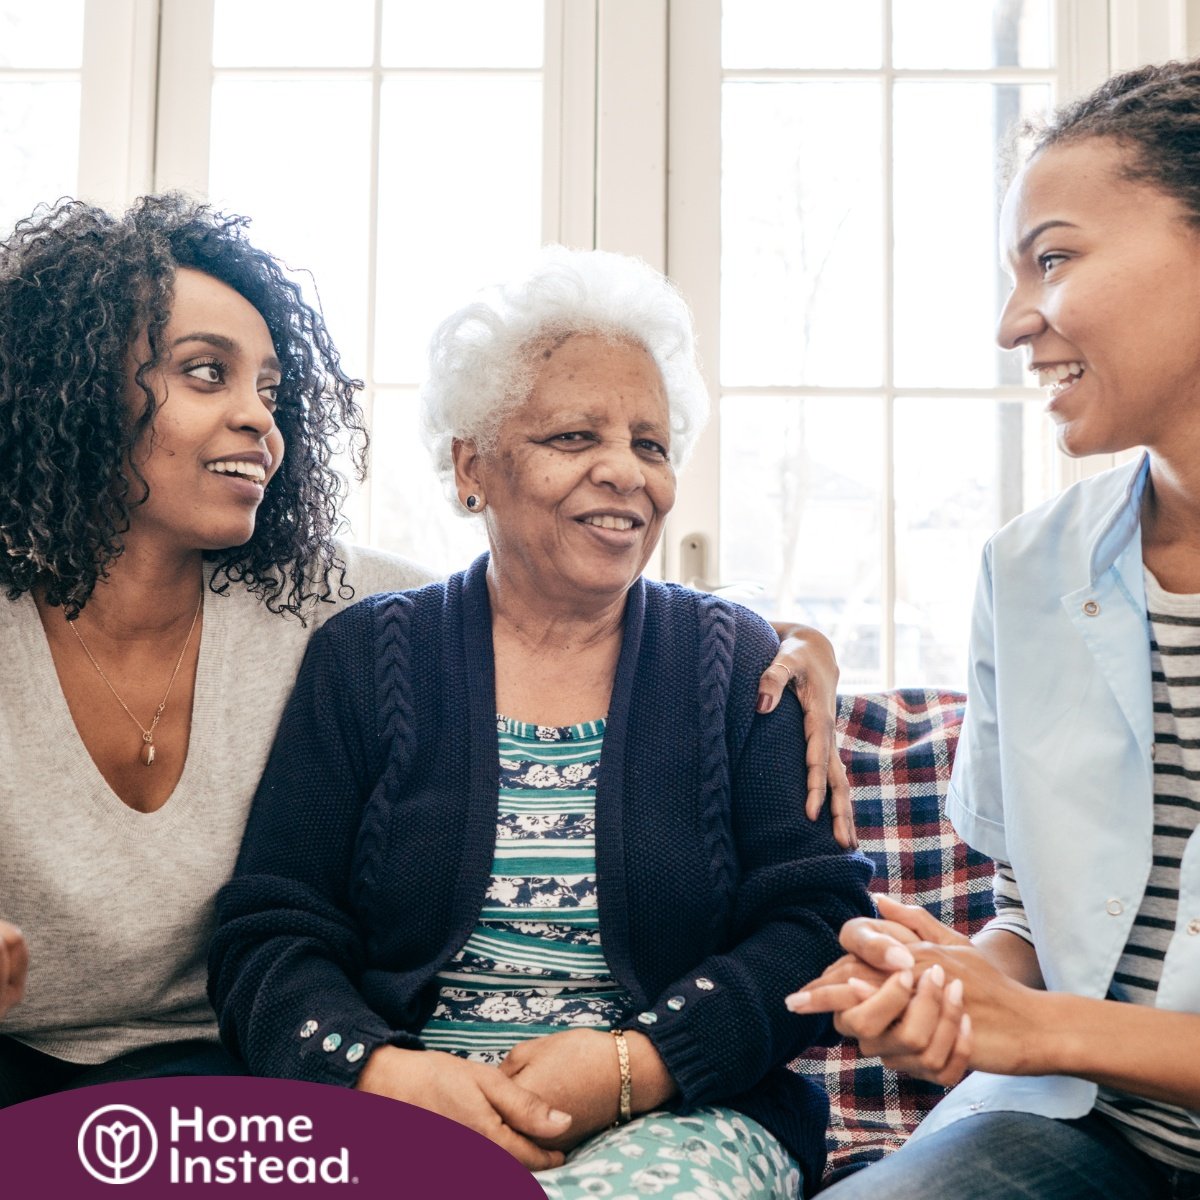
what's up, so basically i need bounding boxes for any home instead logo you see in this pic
[78,1104,158,1184]
[0,1076,546,1197]
[76,1102,350,1186]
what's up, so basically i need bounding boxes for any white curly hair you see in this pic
[419,246,710,508]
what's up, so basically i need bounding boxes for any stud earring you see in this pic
[465,494,482,511]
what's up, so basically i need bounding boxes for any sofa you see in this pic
[791,689,995,1186]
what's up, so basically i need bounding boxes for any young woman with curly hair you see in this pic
[0,195,847,1108]
[0,194,434,1105]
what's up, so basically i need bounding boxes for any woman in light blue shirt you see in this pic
[793,59,1200,1198]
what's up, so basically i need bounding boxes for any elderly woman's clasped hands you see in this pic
[786,896,1054,1088]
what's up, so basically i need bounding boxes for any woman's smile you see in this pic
[459,333,676,605]
[998,138,1200,458]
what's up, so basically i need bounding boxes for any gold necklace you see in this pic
[66,594,203,766]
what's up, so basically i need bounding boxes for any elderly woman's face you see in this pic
[467,333,676,604]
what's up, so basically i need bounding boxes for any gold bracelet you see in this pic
[611,1029,633,1125]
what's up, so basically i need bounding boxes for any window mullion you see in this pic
[78,0,159,208]
[153,0,215,194]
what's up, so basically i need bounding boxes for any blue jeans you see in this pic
[818,1110,1200,1199]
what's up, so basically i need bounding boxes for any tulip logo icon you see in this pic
[78,1104,158,1184]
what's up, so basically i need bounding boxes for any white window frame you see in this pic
[66,0,1189,598]
[663,0,1185,685]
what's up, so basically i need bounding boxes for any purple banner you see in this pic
[0,1076,546,1197]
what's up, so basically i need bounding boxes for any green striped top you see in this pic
[419,716,632,1062]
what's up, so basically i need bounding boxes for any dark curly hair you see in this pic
[0,193,367,619]
[1031,58,1200,224]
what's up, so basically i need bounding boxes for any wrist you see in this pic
[355,1044,421,1095]
[1032,990,1089,1077]
[622,1030,677,1113]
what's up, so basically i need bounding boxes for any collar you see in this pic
[1087,452,1150,586]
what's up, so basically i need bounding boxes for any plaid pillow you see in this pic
[788,689,995,1184]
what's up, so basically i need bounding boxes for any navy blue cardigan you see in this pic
[210,556,873,1191]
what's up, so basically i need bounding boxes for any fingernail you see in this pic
[928,963,945,987]
[549,1109,571,1125]
[884,945,915,971]
[897,970,914,989]
[960,1012,972,1037]
[847,976,876,997]
[785,990,811,1010]
[756,692,772,713]
[946,978,964,1005]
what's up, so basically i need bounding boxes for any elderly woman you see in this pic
[209,248,873,1198]
[0,197,845,1114]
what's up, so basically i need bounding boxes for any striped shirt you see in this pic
[985,568,1200,1170]
[419,716,633,1063]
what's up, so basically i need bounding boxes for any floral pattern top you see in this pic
[419,716,633,1063]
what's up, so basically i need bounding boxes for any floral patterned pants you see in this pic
[536,1106,802,1200]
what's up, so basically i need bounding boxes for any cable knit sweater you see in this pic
[210,555,873,1189]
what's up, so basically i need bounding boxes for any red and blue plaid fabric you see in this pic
[788,689,995,1185]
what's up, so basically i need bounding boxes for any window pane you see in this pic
[893,81,1050,389]
[722,0,882,69]
[382,0,543,67]
[368,389,489,574]
[209,79,373,371]
[893,0,1052,68]
[894,397,1049,687]
[0,82,79,233]
[722,81,884,387]
[374,75,543,384]
[213,0,374,67]
[0,0,84,67]
[720,394,885,690]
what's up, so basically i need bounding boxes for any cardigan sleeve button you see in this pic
[299,1020,318,1039]
[345,1042,365,1063]
[667,995,686,1011]
[695,977,715,991]
[322,1033,343,1052]
[637,1012,659,1026]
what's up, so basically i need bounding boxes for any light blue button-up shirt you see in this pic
[914,452,1200,1138]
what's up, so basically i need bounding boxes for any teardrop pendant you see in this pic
[142,740,156,767]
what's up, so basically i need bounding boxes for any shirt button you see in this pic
[695,978,715,991]
[299,1020,318,1039]
[1083,600,1100,616]
[1151,743,1158,760]
[637,1011,658,1026]
[1188,918,1200,936]
[345,1043,365,1063]
[1106,898,1124,916]
[322,1033,343,1052]
[969,1101,985,1112]
[667,995,686,1011]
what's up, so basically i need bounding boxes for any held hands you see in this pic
[785,896,1043,1086]
[759,624,857,849]
[0,921,27,1020]
[354,1045,571,1170]
[501,1028,677,1153]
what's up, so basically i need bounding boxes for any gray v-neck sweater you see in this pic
[0,543,434,1064]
